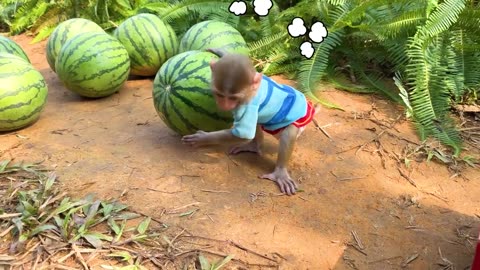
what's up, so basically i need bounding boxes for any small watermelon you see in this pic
[46,18,105,72]
[113,13,178,76]
[55,32,130,98]
[152,50,234,136]
[0,53,48,132]
[0,35,30,63]
[179,20,249,55]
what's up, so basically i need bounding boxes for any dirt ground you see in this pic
[1,35,480,270]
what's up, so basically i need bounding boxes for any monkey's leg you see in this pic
[260,124,300,195]
[228,125,264,155]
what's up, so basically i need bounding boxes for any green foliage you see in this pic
[0,0,478,154]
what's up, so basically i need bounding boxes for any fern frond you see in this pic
[417,0,466,41]
[9,0,44,34]
[327,0,347,6]
[157,0,231,24]
[30,25,54,44]
[325,66,378,94]
[443,30,466,102]
[462,37,480,89]
[405,34,463,155]
[455,8,480,35]
[247,32,289,56]
[29,3,65,35]
[355,69,402,103]
[394,74,414,117]
[297,28,345,93]
[370,9,426,40]
[335,0,389,29]
[384,39,409,72]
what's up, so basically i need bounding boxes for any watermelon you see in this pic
[179,20,249,55]
[0,53,48,132]
[0,35,30,63]
[55,32,130,98]
[113,13,178,76]
[46,18,105,72]
[152,50,234,136]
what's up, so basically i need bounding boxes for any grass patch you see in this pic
[0,160,281,269]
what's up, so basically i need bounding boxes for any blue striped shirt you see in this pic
[231,75,307,139]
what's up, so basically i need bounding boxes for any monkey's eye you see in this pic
[214,92,225,98]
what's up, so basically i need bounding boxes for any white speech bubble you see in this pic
[287,17,307,38]
[253,0,273,16]
[300,41,314,59]
[309,21,328,43]
[229,1,247,16]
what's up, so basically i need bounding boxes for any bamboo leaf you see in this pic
[29,224,56,237]
[213,254,234,269]
[0,160,11,173]
[83,233,104,249]
[136,217,150,235]
[199,254,211,270]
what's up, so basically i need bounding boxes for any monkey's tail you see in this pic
[311,102,321,117]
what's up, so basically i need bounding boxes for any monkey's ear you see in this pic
[209,60,217,70]
[252,72,263,89]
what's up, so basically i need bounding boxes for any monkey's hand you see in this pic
[181,130,213,147]
[260,167,298,196]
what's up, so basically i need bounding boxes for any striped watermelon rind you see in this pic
[55,32,130,98]
[46,18,105,72]
[0,53,48,132]
[113,13,179,76]
[0,35,30,63]
[153,50,234,136]
[179,20,249,56]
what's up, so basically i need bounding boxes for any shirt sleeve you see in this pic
[231,104,259,139]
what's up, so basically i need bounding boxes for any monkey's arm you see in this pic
[205,48,228,58]
[181,129,250,147]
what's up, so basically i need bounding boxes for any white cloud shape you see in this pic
[300,41,314,59]
[253,0,273,16]
[229,1,247,16]
[287,17,307,38]
[309,21,328,43]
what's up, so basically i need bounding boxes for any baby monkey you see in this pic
[181,48,317,195]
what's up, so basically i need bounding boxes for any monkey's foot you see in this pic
[260,167,298,196]
[228,141,261,155]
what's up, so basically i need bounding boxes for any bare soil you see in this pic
[1,35,479,270]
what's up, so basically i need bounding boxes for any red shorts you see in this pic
[472,231,480,270]
[261,100,316,135]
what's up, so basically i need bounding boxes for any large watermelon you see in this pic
[46,18,105,72]
[0,53,48,132]
[113,13,178,76]
[55,32,130,98]
[0,36,30,63]
[152,50,234,136]
[179,20,249,55]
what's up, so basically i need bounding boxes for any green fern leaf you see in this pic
[418,0,466,41]
[247,32,289,56]
[297,29,345,93]
[405,34,463,155]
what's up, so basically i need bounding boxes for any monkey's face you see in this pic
[208,55,262,111]
[212,88,244,111]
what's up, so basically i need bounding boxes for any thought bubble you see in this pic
[229,1,247,16]
[308,21,328,43]
[253,0,273,16]
[300,42,314,59]
[287,17,307,38]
